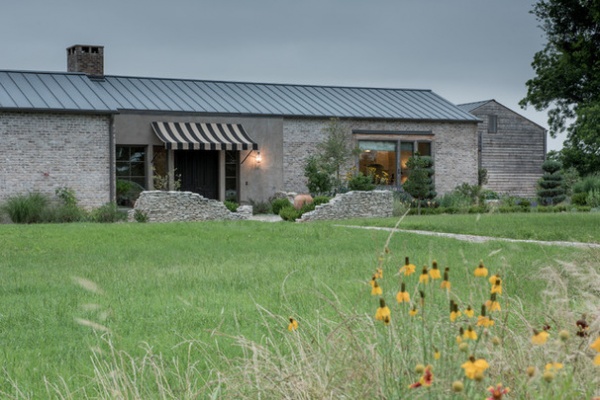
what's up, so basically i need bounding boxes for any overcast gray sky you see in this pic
[0,0,564,151]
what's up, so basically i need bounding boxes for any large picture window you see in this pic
[357,139,432,187]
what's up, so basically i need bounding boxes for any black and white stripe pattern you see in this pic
[151,122,258,151]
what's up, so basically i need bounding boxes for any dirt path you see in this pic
[337,225,600,249]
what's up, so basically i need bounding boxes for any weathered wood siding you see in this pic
[471,101,546,198]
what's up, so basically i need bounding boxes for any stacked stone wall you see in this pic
[131,191,247,222]
[299,190,393,222]
[0,112,111,209]
[282,118,478,195]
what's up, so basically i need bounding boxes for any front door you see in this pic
[174,150,218,199]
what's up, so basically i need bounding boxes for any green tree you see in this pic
[537,160,566,206]
[303,118,358,193]
[403,155,436,215]
[520,0,600,176]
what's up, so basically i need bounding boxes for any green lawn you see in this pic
[0,217,597,397]
[341,212,600,243]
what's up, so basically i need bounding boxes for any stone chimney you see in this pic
[67,45,104,76]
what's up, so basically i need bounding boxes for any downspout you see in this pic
[109,114,115,203]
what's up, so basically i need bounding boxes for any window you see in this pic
[116,146,146,188]
[488,115,498,133]
[357,139,432,186]
[225,150,239,202]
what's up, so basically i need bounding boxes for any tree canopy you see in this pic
[520,0,600,175]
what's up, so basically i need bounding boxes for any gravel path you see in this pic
[337,225,600,249]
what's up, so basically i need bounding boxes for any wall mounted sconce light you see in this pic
[255,151,262,164]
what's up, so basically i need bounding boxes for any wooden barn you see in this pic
[458,100,546,198]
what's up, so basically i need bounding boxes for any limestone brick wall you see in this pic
[131,190,247,222]
[282,118,478,195]
[0,112,111,209]
[299,190,393,222]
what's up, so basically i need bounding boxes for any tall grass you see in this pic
[0,219,598,398]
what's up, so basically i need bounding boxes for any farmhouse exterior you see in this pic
[458,100,546,197]
[1,45,485,209]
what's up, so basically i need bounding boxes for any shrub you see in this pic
[224,201,239,212]
[300,202,316,214]
[312,196,331,206]
[572,174,600,194]
[1,192,49,223]
[51,204,87,223]
[304,155,332,195]
[271,198,292,215]
[134,209,149,223]
[586,188,600,208]
[571,192,588,206]
[403,155,436,214]
[278,205,301,222]
[575,205,591,212]
[537,160,566,206]
[90,203,127,223]
[248,199,272,215]
[347,172,375,191]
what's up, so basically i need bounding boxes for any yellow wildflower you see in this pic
[396,282,410,303]
[400,257,416,276]
[450,301,461,322]
[488,274,498,285]
[288,317,298,331]
[591,337,600,352]
[526,366,536,377]
[463,326,477,340]
[594,354,600,366]
[371,280,383,296]
[375,298,391,324]
[491,275,502,295]
[465,305,474,318]
[474,260,488,277]
[376,267,383,279]
[485,293,501,312]
[544,362,563,372]
[457,327,464,344]
[440,267,451,290]
[419,266,429,284]
[477,305,494,327]
[434,348,441,360]
[409,306,418,317]
[531,329,549,345]
[478,316,494,327]
[461,356,489,380]
[429,260,441,279]
[370,276,376,287]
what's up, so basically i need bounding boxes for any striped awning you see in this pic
[151,121,258,150]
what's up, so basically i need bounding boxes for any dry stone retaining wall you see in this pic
[131,191,247,222]
[299,190,393,222]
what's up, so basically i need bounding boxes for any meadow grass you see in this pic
[0,216,598,398]
[341,212,600,243]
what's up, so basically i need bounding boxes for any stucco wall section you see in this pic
[470,101,546,197]
[282,118,478,195]
[0,112,111,208]
[114,113,284,203]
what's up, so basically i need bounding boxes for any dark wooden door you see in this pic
[174,150,218,199]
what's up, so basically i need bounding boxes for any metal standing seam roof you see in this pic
[456,100,494,113]
[0,70,479,122]
[0,71,113,112]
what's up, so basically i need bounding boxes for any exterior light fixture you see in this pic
[256,151,262,164]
